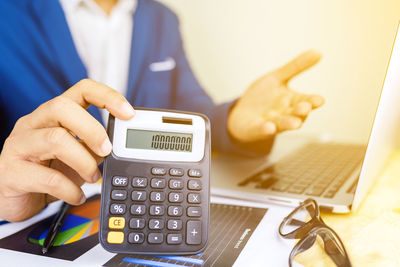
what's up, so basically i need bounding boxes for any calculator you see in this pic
[99,108,210,255]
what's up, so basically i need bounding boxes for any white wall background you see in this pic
[159,0,400,143]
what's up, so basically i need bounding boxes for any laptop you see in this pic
[210,23,400,213]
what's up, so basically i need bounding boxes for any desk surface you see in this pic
[2,151,400,266]
[297,150,400,266]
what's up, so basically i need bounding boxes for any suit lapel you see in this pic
[32,0,153,109]
[30,0,87,86]
[126,0,153,105]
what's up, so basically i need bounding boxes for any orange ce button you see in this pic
[108,217,125,229]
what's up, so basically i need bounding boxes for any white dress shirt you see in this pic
[59,0,137,124]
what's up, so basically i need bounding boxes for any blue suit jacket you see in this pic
[0,0,271,155]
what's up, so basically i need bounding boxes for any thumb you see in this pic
[274,50,321,83]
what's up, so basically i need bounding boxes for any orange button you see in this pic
[107,231,124,244]
[108,217,125,229]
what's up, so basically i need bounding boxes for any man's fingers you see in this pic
[28,97,111,156]
[45,194,60,204]
[292,92,325,109]
[274,50,321,83]
[261,121,277,135]
[12,127,100,183]
[11,161,86,205]
[229,114,277,142]
[304,94,324,109]
[12,79,135,156]
[50,159,92,187]
[273,115,302,132]
[229,112,304,142]
[292,101,312,117]
[64,79,135,119]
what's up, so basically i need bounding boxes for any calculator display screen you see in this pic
[126,129,193,152]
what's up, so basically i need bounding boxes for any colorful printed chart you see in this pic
[0,195,101,261]
[28,213,99,246]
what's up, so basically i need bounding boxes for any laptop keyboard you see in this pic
[239,143,366,199]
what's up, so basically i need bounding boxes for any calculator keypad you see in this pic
[150,191,165,202]
[168,206,183,216]
[111,190,127,200]
[151,167,167,176]
[167,219,182,230]
[151,178,166,189]
[108,231,125,244]
[130,205,146,215]
[132,177,147,187]
[167,234,182,244]
[186,220,202,245]
[110,204,126,215]
[149,205,165,216]
[132,191,147,201]
[105,167,206,251]
[187,207,202,217]
[187,193,201,204]
[112,176,128,187]
[188,180,202,190]
[169,168,184,177]
[109,217,125,229]
[129,232,144,244]
[130,218,145,229]
[169,179,184,189]
[169,192,184,203]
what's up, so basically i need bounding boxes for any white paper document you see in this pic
[0,184,297,267]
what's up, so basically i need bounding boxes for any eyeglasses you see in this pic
[279,198,352,267]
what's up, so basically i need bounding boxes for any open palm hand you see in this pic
[228,50,324,142]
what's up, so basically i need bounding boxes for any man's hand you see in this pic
[228,50,324,143]
[0,79,135,222]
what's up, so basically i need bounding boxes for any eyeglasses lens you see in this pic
[292,228,348,267]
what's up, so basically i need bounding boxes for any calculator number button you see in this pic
[148,233,164,244]
[112,176,128,187]
[149,205,165,216]
[167,219,182,230]
[130,204,146,215]
[186,221,201,245]
[131,191,147,201]
[188,169,202,178]
[108,217,125,229]
[169,168,184,177]
[149,219,164,230]
[150,192,165,202]
[188,180,202,190]
[168,206,183,216]
[107,231,124,244]
[167,234,182,244]
[128,233,144,244]
[110,204,126,215]
[151,167,167,176]
[132,177,147,188]
[129,218,145,229]
[151,178,166,189]
[187,193,201,204]
[187,207,202,217]
[169,179,184,189]
[111,190,127,200]
[169,192,184,203]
